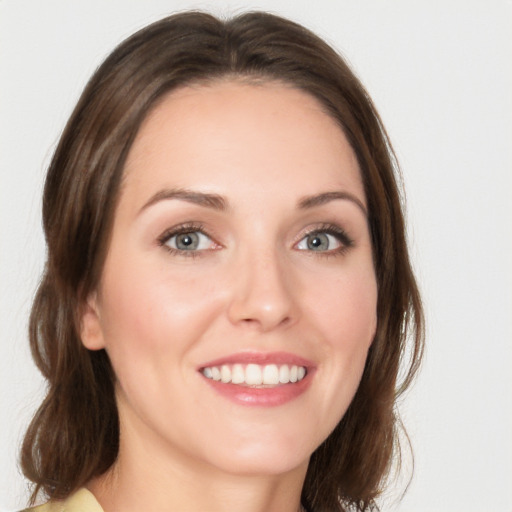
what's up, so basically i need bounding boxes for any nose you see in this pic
[226,249,298,332]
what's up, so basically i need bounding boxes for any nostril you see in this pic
[240,314,291,328]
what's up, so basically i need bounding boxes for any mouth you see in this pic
[198,352,314,406]
[201,363,307,387]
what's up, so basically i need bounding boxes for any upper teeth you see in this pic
[202,364,307,386]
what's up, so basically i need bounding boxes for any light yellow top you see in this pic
[21,488,103,512]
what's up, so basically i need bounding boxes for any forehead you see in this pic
[121,80,364,209]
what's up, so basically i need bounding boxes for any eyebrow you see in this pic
[139,188,228,214]
[139,187,367,216]
[298,191,367,216]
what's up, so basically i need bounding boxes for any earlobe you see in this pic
[80,292,106,350]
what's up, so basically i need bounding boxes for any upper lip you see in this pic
[198,351,314,370]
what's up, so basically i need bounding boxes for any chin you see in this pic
[200,427,317,477]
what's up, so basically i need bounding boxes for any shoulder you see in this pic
[19,488,104,512]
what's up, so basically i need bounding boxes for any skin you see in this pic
[81,81,378,512]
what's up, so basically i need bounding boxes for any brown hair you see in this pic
[21,11,423,511]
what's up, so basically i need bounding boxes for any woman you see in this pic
[21,11,423,512]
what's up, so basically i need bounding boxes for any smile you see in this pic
[202,363,307,386]
[198,352,314,407]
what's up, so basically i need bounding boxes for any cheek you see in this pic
[311,267,378,348]
[95,258,227,417]
[97,255,226,361]
[306,265,377,403]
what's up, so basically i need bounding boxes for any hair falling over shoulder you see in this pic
[21,11,424,511]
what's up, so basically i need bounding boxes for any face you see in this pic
[81,81,377,478]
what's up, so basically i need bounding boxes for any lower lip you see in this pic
[201,372,313,407]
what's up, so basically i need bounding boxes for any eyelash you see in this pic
[156,222,354,258]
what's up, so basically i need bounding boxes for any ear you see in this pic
[80,292,106,350]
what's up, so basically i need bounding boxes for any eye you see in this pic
[165,231,213,251]
[158,224,218,255]
[297,232,340,251]
[295,226,353,253]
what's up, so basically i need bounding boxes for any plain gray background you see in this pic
[1,1,511,510]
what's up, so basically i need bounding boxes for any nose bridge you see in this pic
[227,240,297,331]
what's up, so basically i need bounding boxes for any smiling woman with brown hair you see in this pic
[20,11,423,512]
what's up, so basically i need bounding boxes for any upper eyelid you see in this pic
[157,223,212,244]
[294,223,354,245]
